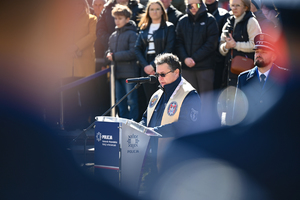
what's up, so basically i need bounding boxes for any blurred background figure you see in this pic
[93,0,107,71]
[261,0,280,28]
[92,0,106,65]
[161,0,184,27]
[171,0,186,13]
[91,0,111,120]
[250,0,277,36]
[63,0,97,79]
[92,0,106,17]
[140,0,149,6]
[260,0,285,67]
[92,0,106,68]
[135,0,176,105]
[60,0,98,130]
[219,0,261,88]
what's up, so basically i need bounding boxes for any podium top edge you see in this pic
[95,116,162,137]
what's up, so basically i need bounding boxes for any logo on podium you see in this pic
[127,134,139,148]
[96,132,102,142]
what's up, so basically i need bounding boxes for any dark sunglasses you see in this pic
[187,3,201,9]
[155,70,173,78]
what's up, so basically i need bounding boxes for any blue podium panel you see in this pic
[94,121,120,186]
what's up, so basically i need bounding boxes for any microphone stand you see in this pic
[70,82,143,167]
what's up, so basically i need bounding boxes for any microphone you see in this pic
[126,75,157,84]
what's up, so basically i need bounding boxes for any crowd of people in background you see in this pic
[59,0,282,130]
[1,0,299,199]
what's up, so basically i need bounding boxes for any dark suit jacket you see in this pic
[234,64,289,124]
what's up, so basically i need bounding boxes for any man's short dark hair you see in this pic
[154,53,182,74]
[111,4,132,18]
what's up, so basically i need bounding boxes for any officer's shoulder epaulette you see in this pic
[276,65,290,72]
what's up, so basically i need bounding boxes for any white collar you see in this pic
[258,68,271,79]
[234,12,246,25]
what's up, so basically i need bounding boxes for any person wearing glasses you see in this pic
[135,0,176,105]
[175,0,219,127]
[140,53,201,174]
[92,0,106,17]
[219,0,261,87]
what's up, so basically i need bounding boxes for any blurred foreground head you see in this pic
[274,1,300,75]
[0,0,81,117]
[0,1,139,199]
[260,0,300,72]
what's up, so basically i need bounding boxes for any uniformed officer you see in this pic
[233,33,289,124]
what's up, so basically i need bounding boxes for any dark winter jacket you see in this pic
[176,3,219,70]
[107,21,139,79]
[135,21,176,70]
[206,1,230,34]
[206,0,230,62]
[171,0,186,14]
[167,5,184,27]
[96,0,144,60]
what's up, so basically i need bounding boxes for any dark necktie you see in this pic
[260,74,266,88]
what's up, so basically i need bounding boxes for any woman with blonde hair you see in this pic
[135,0,175,103]
[219,0,261,87]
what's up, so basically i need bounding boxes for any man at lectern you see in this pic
[140,53,201,173]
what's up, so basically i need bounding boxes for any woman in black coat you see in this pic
[135,0,175,103]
